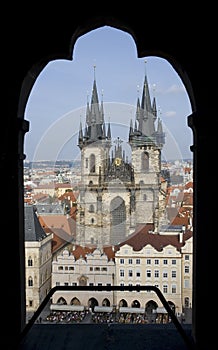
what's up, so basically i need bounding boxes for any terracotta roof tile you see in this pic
[117,223,192,252]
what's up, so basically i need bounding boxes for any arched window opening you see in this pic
[110,196,126,245]
[57,297,67,305]
[28,277,33,287]
[102,298,110,306]
[23,25,193,334]
[89,204,94,212]
[142,152,149,171]
[119,299,128,307]
[90,154,95,173]
[71,297,81,305]
[28,257,33,266]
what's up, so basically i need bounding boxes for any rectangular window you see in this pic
[154,259,159,265]
[172,285,177,293]
[146,269,151,278]
[128,270,133,277]
[172,270,177,278]
[184,279,189,288]
[163,285,168,293]
[185,266,189,273]
[154,270,159,278]
[185,255,189,260]
[120,259,124,264]
[136,259,140,264]
[163,259,168,265]
[128,258,133,264]
[120,269,124,277]
[146,259,151,265]
[172,259,176,265]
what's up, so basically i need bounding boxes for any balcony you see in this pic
[19,285,195,350]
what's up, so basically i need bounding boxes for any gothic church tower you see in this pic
[129,69,165,231]
[76,66,165,246]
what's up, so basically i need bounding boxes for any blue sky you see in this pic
[24,26,193,163]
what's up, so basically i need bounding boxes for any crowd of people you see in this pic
[44,310,87,323]
[42,310,169,324]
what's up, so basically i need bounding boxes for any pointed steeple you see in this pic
[156,118,165,145]
[152,96,157,118]
[80,66,107,147]
[107,121,111,139]
[128,119,133,142]
[78,120,83,149]
[137,61,156,137]
[129,61,165,148]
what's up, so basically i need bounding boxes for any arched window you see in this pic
[28,277,33,287]
[19,21,196,349]
[142,152,149,171]
[28,257,33,266]
[57,297,67,305]
[110,196,126,245]
[90,154,95,173]
[71,297,80,305]
[89,204,94,212]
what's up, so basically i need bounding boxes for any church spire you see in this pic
[79,65,107,147]
[129,61,165,148]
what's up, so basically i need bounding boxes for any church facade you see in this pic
[76,70,166,246]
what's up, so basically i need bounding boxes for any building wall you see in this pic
[50,237,192,316]
[25,234,53,322]
[181,237,193,309]
[115,243,184,314]
[52,248,115,307]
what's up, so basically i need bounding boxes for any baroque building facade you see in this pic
[50,224,192,319]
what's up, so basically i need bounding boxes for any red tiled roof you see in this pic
[117,223,192,252]
[63,244,116,261]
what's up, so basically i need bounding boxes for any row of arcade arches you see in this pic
[52,296,176,314]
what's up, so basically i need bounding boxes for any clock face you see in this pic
[115,157,122,166]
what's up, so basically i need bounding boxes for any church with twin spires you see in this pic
[76,67,166,246]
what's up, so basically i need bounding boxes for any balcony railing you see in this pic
[20,285,195,350]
